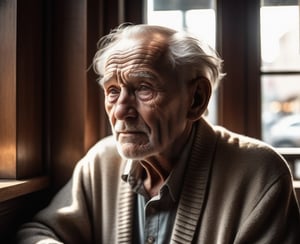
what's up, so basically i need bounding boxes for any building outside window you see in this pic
[260,0,300,149]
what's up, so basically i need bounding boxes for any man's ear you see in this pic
[187,77,212,121]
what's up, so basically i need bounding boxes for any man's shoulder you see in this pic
[73,135,125,179]
[78,135,122,166]
[87,135,117,155]
[214,125,278,155]
[212,124,291,176]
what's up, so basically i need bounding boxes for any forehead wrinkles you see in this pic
[104,43,166,75]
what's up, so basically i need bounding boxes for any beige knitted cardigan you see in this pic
[17,118,300,243]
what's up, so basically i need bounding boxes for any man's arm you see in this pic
[235,173,300,243]
[16,162,93,244]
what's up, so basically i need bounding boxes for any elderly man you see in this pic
[17,24,300,243]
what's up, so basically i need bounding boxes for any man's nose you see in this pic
[113,88,137,120]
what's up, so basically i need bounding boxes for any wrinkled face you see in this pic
[101,34,192,159]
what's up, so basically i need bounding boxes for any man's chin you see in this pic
[116,143,150,160]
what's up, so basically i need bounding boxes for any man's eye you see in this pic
[106,87,120,103]
[136,85,154,101]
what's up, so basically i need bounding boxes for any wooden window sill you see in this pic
[0,176,49,202]
[293,181,300,188]
[276,147,300,156]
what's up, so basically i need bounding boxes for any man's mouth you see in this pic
[117,131,146,141]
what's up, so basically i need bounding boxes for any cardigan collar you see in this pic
[116,118,218,244]
[121,125,196,203]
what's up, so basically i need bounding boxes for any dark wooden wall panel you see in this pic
[125,0,144,24]
[49,0,144,189]
[0,0,45,179]
[217,0,247,134]
[50,0,90,188]
[86,0,114,150]
[17,0,44,178]
[0,189,50,243]
[217,0,261,138]
[102,0,121,33]
[0,0,17,178]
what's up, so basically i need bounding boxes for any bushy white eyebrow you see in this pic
[99,74,113,87]
[128,71,156,80]
[100,71,156,87]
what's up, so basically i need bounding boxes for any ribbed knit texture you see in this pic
[116,120,218,244]
[117,181,135,243]
[171,121,217,243]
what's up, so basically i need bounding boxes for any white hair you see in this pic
[93,23,225,90]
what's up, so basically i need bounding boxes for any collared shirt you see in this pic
[121,126,195,244]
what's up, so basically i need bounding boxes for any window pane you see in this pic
[146,0,218,124]
[185,9,216,48]
[147,9,183,30]
[260,4,300,71]
[261,75,300,147]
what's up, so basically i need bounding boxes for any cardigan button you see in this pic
[146,236,155,243]
[147,206,157,215]
[128,176,136,186]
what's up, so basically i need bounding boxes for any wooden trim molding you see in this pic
[0,176,49,203]
[0,0,44,179]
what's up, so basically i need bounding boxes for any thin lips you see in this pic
[116,131,145,141]
[114,122,148,134]
[117,130,144,134]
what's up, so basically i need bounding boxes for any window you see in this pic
[260,0,300,179]
[260,0,300,149]
[145,0,300,179]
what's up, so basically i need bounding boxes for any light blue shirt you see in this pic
[122,127,195,243]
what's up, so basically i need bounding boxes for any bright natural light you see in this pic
[260,5,300,148]
[260,6,300,71]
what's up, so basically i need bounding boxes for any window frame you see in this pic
[0,0,44,179]
[217,0,300,177]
